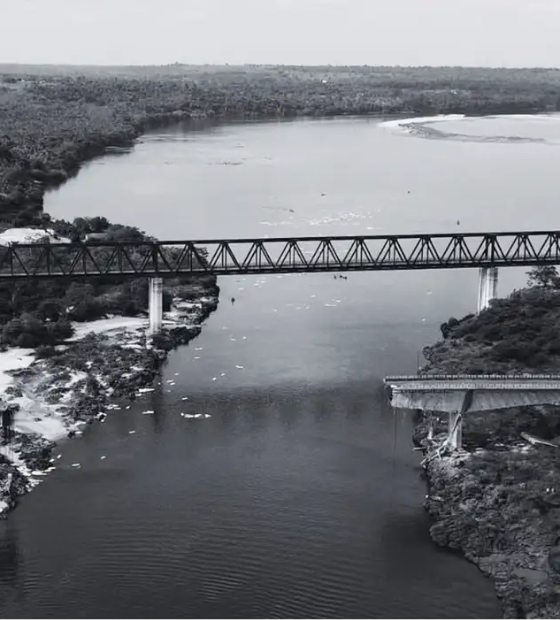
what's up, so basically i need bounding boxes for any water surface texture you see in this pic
[3,115,558,618]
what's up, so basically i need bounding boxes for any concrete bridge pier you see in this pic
[477,267,498,314]
[447,411,463,450]
[148,277,163,335]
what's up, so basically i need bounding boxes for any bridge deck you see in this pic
[385,375,560,391]
[384,375,560,412]
[0,229,559,279]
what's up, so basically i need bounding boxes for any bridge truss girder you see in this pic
[0,230,559,279]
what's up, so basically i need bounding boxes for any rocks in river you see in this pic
[0,456,31,517]
[13,433,56,472]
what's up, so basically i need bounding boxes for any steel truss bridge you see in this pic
[0,230,559,280]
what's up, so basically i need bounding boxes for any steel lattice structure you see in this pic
[1,230,560,280]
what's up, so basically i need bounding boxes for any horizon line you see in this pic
[1,62,560,71]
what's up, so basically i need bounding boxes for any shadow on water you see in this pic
[373,511,501,619]
[0,522,24,608]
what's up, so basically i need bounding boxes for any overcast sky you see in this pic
[1,0,559,67]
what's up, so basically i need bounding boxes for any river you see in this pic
[2,114,559,618]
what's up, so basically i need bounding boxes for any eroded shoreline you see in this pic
[416,287,560,619]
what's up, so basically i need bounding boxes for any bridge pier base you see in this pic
[148,277,163,335]
[477,267,498,314]
[448,411,463,450]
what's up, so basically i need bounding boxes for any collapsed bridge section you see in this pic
[383,375,560,450]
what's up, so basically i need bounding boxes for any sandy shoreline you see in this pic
[0,294,218,517]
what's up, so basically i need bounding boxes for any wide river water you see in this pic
[2,114,560,618]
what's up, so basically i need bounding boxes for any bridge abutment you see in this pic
[477,267,498,314]
[148,277,163,335]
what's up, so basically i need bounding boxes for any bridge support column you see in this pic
[148,277,163,335]
[448,411,462,450]
[477,267,498,314]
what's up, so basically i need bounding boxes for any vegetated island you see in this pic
[1,63,560,517]
[417,266,560,619]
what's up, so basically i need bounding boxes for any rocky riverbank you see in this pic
[417,286,560,619]
[0,292,218,518]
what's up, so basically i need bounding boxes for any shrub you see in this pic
[36,344,56,358]
[1,314,73,347]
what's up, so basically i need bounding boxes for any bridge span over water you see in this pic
[0,229,558,332]
[384,375,560,451]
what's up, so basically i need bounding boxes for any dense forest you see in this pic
[0,64,559,348]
